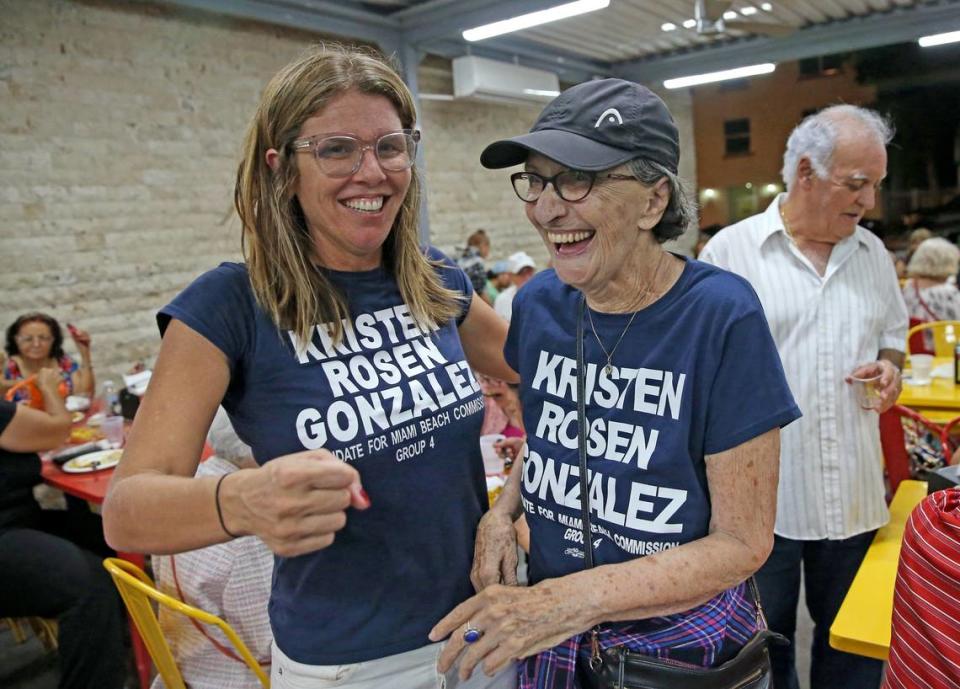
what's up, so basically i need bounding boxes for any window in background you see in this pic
[799,54,845,78]
[724,118,751,156]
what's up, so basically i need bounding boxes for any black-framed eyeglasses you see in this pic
[290,129,421,178]
[510,170,636,202]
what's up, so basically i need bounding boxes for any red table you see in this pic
[41,458,151,689]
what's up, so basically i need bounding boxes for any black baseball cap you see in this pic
[480,78,679,173]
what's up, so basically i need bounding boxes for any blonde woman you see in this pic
[902,236,960,347]
[104,45,515,689]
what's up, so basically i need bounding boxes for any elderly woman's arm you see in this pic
[458,294,519,384]
[103,320,367,556]
[430,427,780,680]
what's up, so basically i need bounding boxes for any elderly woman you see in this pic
[902,237,960,352]
[2,313,94,402]
[103,45,515,689]
[430,79,800,688]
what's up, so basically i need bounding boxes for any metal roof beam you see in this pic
[155,0,400,49]
[424,38,600,84]
[614,1,960,84]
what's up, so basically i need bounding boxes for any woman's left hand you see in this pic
[68,325,92,352]
[471,509,519,590]
[429,580,591,680]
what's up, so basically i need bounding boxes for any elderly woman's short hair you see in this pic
[207,407,253,466]
[625,158,697,243]
[907,237,960,279]
[781,105,894,190]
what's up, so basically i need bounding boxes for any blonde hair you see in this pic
[235,44,462,345]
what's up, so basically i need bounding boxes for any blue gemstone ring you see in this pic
[463,625,483,644]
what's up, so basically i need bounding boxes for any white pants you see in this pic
[271,641,517,689]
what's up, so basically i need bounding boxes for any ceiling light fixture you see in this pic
[462,0,610,42]
[661,22,677,31]
[740,6,759,16]
[761,3,773,10]
[523,88,561,97]
[682,18,697,28]
[918,30,960,47]
[664,63,776,89]
[723,11,738,20]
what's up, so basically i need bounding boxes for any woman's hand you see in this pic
[494,436,525,461]
[429,580,591,680]
[67,324,92,355]
[222,449,370,557]
[35,368,63,396]
[471,509,519,591]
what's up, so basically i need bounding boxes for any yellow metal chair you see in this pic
[906,320,960,357]
[102,558,269,689]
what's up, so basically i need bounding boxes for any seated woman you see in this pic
[3,313,94,402]
[902,237,960,353]
[0,368,125,689]
[152,407,273,689]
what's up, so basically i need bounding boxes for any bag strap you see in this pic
[576,293,769,630]
[577,294,594,570]
[914,280,942,322]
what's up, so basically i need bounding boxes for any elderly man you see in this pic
[700,105,908,689]
[493,251,536,321]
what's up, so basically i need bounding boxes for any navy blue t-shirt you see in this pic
[505,259,800,585]
[159,248,488,664]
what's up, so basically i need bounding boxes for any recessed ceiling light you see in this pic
[723,11,737,20]
[682,18,697,28]
[661,22,677,31]
[761,2,773,10]
[741,6,759,16]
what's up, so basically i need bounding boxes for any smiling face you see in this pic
[15,320,54,362]
[522,153,667,295]
[802,132,887,243]
[292,90,412,271]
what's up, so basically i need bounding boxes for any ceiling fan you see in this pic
[694,0,795,37]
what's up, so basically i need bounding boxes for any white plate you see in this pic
[62,449,122,473]
[65,395,90,412]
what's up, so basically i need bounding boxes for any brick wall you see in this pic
[1,0,697,383]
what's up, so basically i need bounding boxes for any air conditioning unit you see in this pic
[452,56,560,105]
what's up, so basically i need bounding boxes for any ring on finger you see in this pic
[463,623,483,644]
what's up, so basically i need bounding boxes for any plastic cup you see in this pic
[910,354,934,385]
[851,372,883,411]
[101,416,125,448]
[479,434,506,475]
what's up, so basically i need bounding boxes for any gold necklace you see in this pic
[779,203,795,241]
[586,251,666,377]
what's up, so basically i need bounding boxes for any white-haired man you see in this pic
[700,105,908,689]
[493,251,537,321]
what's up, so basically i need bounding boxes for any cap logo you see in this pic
[595,108,624,128]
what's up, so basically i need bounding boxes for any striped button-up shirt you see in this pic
[700,196,907,540]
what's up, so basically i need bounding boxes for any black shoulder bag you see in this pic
[575,295,787,689]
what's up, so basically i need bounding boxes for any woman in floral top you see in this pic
[2,313,94,403]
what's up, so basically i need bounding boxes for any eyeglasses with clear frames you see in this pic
[16,335,53,345]
[510,170,636,203]
[290,130,421,178]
